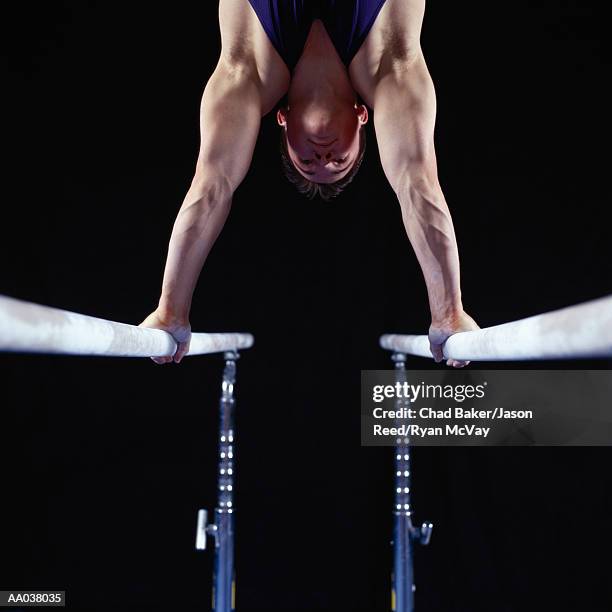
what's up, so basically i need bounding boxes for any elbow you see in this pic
[395,162,443,209]
[187,172,233,213]
[409,169,442,204]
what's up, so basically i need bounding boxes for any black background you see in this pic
[2,1,611,610]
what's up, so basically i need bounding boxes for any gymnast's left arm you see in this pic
[372,50,479,367]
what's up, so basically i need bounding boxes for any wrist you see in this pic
[430,302,464,327]
[156,298,190,325]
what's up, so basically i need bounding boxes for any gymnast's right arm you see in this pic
[140,59,263,364]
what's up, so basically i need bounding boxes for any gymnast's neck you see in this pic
[288,20,357,113]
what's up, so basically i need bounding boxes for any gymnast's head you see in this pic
[277,101,368,201]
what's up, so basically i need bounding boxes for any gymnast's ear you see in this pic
[355,103,369,126]
[276,107,288,127]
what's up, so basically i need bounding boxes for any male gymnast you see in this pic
[141,0,479,366]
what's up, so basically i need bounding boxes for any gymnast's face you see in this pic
[277,103,368,184]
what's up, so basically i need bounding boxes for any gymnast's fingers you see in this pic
[152,355,173,365]
[447,358,469,368]
[174,338,191,363]
[429,341,444,363]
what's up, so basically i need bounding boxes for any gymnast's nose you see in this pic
[311,145,335,163]
[313,150,334,163]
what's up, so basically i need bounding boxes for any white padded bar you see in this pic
[380,295,612,361]
[0,294,253,357]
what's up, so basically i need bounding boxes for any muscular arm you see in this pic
[373,51,478,365]
[141,60,262,362]
[158,62,261,321]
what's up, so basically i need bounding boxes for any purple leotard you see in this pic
[247,0,387,71]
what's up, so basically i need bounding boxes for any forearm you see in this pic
[157,176,232,321]
[398,177,463,323]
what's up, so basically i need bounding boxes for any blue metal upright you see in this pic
[196,350,238,611]
[391,352,433,612]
